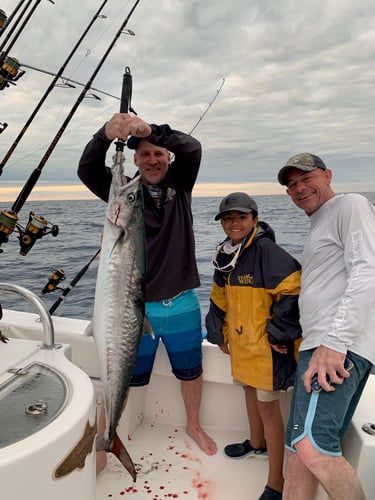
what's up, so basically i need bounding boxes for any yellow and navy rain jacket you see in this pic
[205,221,302,391]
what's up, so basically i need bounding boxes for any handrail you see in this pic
[0,282,55,347]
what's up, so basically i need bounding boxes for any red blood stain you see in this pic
[178,452,201,464]
[192,470,215,499]
[124,486,138,493]
[184,440,193,450]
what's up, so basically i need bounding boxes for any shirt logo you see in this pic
[238,274,254,285]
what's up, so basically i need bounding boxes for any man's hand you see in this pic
[104,113,152,141]
[303,345,349,393]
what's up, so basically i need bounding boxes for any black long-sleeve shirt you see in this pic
[77,124,201,301]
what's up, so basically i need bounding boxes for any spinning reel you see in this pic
[0,209,59,255]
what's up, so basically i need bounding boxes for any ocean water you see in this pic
[0,193,374,321]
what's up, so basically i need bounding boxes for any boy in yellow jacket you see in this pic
[206,192,302,500]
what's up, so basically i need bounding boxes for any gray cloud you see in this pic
[1,0,374,191]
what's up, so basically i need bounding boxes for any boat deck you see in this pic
[97,420,270,500]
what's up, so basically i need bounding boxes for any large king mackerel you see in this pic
[94,157,146,481]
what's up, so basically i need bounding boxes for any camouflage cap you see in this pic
[277,153,327,185]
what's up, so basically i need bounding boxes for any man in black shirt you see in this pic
[78,113,217,473]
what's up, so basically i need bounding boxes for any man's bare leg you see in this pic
[181,376,217,455]
[283,437,365,500]
[283,450,318,500]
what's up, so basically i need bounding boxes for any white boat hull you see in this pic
[1,308,374,499]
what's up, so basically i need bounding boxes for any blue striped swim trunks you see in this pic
[129,289,203,386]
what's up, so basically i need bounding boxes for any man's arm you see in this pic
[148,125,202,191]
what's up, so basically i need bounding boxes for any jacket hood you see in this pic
[255,220,276,242]
[243,220,276,249]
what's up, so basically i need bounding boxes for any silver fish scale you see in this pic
[93,173,146,446]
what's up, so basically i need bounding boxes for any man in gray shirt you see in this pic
[277,153,375,500]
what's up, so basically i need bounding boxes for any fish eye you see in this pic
[127,192,136,203]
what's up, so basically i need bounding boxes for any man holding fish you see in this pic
[78,112,217,475]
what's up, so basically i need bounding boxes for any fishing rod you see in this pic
[0,0,55,90]
[41,249,101,315]
[0,0,140,256]
[169,77,225,164]
[0,0,110,175]
[0,0,53,64]
[10,0,141,217]
[0,0,32,50]
[0,1,24,36]
[0,1,31,37]
[0,8,8,35]
[189,78,225,135]
[113,65,133,168]
[20,62,122,99]
[40,66,134,314]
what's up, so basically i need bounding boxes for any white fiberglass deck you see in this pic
[2,309,373,500]
[97,417,270,500]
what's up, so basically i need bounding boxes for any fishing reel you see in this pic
[0,9,7,31]
[0,209,59,255]
[0,209,18,248]
[17,211,59,256]
[0,54,25,90]
[40,268,66,295]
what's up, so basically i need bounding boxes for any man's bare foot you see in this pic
[96,450,107,475]
[186,425,217,455]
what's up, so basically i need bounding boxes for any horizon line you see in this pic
[0,181,372,202]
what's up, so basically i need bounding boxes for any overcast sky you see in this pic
[1,0,375,200]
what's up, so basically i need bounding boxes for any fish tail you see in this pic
[96,433,137,482]
[111,433,137,482]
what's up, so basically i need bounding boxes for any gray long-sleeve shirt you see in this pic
[299,193,375,365]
